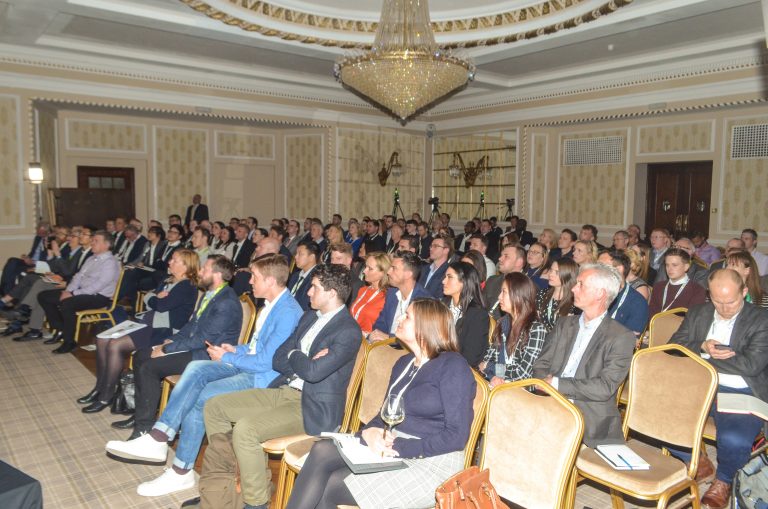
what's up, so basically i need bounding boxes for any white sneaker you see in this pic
[137,468,197,497]
[105,433,168,463]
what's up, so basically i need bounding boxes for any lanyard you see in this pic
[661,276,688,312]
[386,358,426,407]
[197,284,226,317]
[610,284,631,319]
[351,287,380,320]
[546,296,557,323]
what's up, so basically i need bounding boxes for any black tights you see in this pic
[285,440,356,509]
[94,336,135,403]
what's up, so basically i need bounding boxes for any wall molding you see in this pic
[64,117,148,154]
[0,94,25,229]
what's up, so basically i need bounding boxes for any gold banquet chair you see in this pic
[576,344,717,509]
[277,339,411,509]
[157,294,257,414]
[480,379,584,509]
[74,268,125,344]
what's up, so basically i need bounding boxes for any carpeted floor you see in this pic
[0,336,197,509]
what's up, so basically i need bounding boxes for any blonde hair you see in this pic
[575,240,598,264]
[365,252,391,289]
[171,249,200,286]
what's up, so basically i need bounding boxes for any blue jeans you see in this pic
[671,385,763,483]
[154,360,254,470]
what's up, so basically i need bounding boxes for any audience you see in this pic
[328,243,364,306]
[418,233,452,298]
[726,250,768,308]
[288,241,320,311]
[552,228,577,260]
[691,230,721,266]
[0,222,50,295]
[741,228,768,275]
[483,244,525,319]
[459,249,487,285]
[535,258,579,331]
[649,227,672,275]
[597,251,649,336]
[468,234,497,279]
[572,240,598,266]
[624,247,651,301]
[441,261,488,368]
[349,252,389,334]
[648,247,707,317]
[525,241,550,290]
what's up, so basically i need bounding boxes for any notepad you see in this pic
[717,392,768,421]
[595,444,650,471]
[320,432,406,474]
[96,320,147,339]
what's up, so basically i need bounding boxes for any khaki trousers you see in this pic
[204,386,304,505]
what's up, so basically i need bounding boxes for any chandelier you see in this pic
[333,0,475,123]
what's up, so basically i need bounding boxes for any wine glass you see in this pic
[380,394,405,439]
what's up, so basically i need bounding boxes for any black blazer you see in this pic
[121,236,149,265]
[270,308,362,435]
[232,240,255,269]
[287,266,317,311]
[185,203,209,225]
[671,302,768,402]
[418,261,449,299]
[48,248,92,281]
[112,231,126,255]
[442,298,489,368]
[145,278,198,332]
[483,274,504,320]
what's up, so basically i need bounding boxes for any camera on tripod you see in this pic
[428,197,440,206]
[506,198,515,208]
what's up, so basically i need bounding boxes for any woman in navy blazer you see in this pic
[77,249,200,412]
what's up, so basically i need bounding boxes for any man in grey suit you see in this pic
[202,264,362,509]
[670,269,768,509]
[533,263,636,447]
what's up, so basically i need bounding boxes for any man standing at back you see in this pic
[185,194,209,227]
[533,263,636,446]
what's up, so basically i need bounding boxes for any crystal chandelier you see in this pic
[334,0,475,123]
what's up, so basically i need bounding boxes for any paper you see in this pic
[718,392,768,421]
[320,432,406,474]
[34,261,51,274]
[96,320,148,339]
[595,444,650,471]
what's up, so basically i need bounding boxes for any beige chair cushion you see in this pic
[357,345,408,425]
[284,437,319,469]
[165,374,181,386]
[577,440,689,496]
[261,433,310,453]
[703,416,716,441]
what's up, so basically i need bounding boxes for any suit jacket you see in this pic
[163,285,242,360]
[454,233,473,254]
[184,203,209,225]
[484,232,501,263]
[418,261,449,299]
[232,240,255,269]
[363,234,385,254]
[443,298,490,368]
[28,235,48,261]
[483,274,505,320]
[48,248,92,281]
[221,290,303,388]
[418,235,432,260]
[112,231,126,255]
[270,308,362,435]
[372,284,434,334]
[287,266,317,311]
[284,236,301,256]
[145,278,199,332]
[346,276,365,308]
[532,315,636,447]
[670,302,768,402]
[120,235,149,265]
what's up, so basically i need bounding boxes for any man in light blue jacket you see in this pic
[106,254,303,497]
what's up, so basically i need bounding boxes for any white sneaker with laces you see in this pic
[105,433,168,462]
[137,468,197,497]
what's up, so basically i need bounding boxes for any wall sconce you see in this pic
[447,152,489,187]
[377,151,403,186]
[27,162,44,184]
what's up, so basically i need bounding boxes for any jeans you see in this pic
[153,361,254,470]
[671,385,763,483]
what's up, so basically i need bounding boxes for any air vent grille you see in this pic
[731,124,768,159]
[563,136,624,166]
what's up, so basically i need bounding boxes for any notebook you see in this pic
[320,432,406,474]
[595,444,650,471]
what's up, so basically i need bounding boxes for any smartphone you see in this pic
[205,341,213,348]
[713,343,732,350]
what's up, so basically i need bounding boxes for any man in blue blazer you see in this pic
[417,233,453,298]
[117,255,242,439]
[106,254,303,497]
[369,250,434,342]
[202,264,362,509]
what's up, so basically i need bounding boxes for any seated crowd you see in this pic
[2,196,768,509]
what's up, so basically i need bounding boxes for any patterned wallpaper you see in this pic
[285,134,322,219]
[722,117,768,232]
[433,131,516,220]
[155,127,208,220]
[638,122,712,154]
[216,131,274,159]
[0,96,21,226]
[67,120,145,152]
[558,130,626,226]
[531,134,547,224]
[337,128,425,220]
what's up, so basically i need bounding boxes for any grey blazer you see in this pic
[533,315,636,447]
[670,301,768,402]
[271,308,362,436]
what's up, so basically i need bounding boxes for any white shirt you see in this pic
[702,309,748,389]
[552,312,607,390]
[288,304,346,391]
[484,255,497,279]
[390,288,414,334]
[750,248,768,276]
[248,288,287,354]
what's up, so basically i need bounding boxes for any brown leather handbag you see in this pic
[435,466,510,509]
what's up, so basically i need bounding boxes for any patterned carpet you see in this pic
[0,336,197,509]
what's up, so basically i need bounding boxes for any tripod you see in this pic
[473,191,486,219]
[391,188,406,220]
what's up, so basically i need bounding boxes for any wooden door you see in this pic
[645,162,712,238]
[50,167,135,228]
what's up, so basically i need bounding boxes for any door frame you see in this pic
[644,160,713,238]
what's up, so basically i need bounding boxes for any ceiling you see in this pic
[0,0,765,119]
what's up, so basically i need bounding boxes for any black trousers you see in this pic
[132,347,194,432]
[38,291,110,346]
[285,439,355,509]
[1,258,31,295]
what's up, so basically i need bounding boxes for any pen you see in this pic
[616,453,632,469]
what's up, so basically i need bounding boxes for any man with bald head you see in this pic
[670,269,768,509]
[232,237,283,295]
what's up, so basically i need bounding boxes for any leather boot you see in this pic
[701,479,731,509]
[695,454,715,483]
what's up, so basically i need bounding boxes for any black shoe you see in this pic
[127,429,148,441]
[13,329,42,342]
[77,389,99,404]
[1,322,22,336]
[17,304,31,317]
[112,415,135,430]
[82,399,113,413]
[180,497,201,508]
[44,331,62,345]
[52,343,76,354]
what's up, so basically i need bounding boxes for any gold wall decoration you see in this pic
[722,118,768,232]
[155,127,207,221]
[216,131,274,159]
[0,96,21,226]
[285,134,323,219]
[557,130,626,226]
[531,134,548,224]
[67,119,146,152]
[638,122,713,154]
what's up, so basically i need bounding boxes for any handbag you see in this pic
[110,370,136,415]
[435,466,510,509]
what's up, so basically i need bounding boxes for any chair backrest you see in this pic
[352,340,408,431]
[647,307,686,348]
[464,370,490,468]
[487,316,496,344]
[624,344,717,460]
[107,269,126,311]
[237,294,258,345]
[339,338,369,433]
[480,379,584,509]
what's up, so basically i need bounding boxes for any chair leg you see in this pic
[74,317,81,344]
[273,455,286,509]
[158,380,170,415]
[282,468,296,509]
[610,488,625,509]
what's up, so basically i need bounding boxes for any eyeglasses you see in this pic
[528,250,545,256]
[431,244,448,250]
